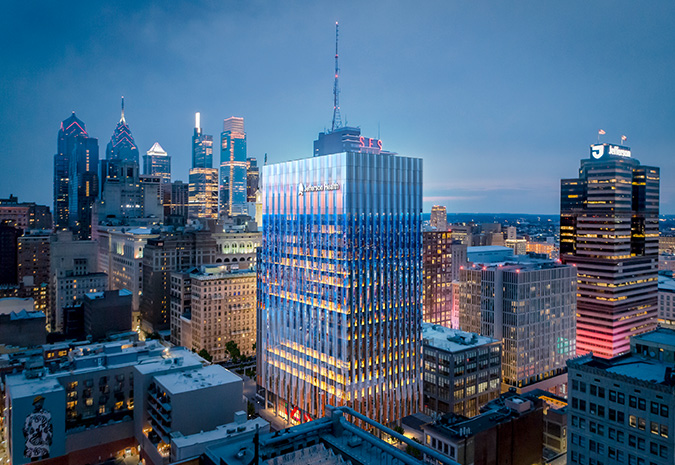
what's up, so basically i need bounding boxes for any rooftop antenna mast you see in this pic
[331,22,342,132]
[120,96,126,123]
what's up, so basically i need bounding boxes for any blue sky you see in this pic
[1,1,674,214]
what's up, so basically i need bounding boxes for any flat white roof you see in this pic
[422,323,498,353]
[153,364,241,395]
[172,417,268,448]
[6,374,64,400]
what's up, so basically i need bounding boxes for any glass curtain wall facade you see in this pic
[192,113,213,169]
[257,150,423,426]
[188,168,219,219]
[54,113,88,230]
[219,117,248,217]
[68,135,99,240]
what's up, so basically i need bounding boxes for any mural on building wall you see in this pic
[23,396,53,461]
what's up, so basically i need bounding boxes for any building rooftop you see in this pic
[205,406,444,465]
[9,309,45,320]
[133,347,204,375]
[154,364,241,394]
[171,416,268,449]
[570,331,675,388]
[6,372,64,400]
[0,297,34,314]
[190,264,255,280]
[422,323,498,353]
[658,274,675,292]
[633,327,675,348]
[84,289,133,300]
[424,394,539,439]
[467,245,513,253]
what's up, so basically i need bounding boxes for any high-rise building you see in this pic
[96,226,159,320]
[257,128,423,425]
[51,231,107,332]
[17,229,51,287]
[68,134,99,239]
[54,112,88,230]
[188,168,219,220]
[143,142,171,183]
[192,112,213,169]
[170,180,189,222]
[422,231,466,327]
[140,230,220,333]
[505,238,527,255]
[143,142,171,218]
[105,97,139,164]
[561,143,659,358]
[422,323,502,418]
[430,205,448,231]
[246,157,260,202]
[219,117,248,217]
[658,273,675,327]
[186,264,256,362]
[567,328,675,465]
[0,221,21,285]
[99,160,163,221]
[0,195,52,230]
[460,257,576,395]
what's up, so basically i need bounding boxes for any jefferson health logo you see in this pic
[297,182,340,196]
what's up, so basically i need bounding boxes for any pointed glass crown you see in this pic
[60,112,88,137]
[106,97,139,163]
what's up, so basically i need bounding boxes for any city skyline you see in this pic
[2,1,675,214]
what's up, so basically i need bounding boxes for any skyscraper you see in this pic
[430,205,448,231]
[192,112,213,169]
[246,157,259,202]
[219,117,247,217]
[170,180,189,221]
[561,143,659,358]
[257,128,423,425]
[188,168,219,220]
[54,112,88,230]
[459,258,577,395]
[105,97,139,164]
[143,142,171,183]
[99,102,163,222]
[422,231,466,327]
[68,134,99,239]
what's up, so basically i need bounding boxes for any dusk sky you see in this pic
[1,1,674,214]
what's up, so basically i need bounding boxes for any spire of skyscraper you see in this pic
[106,98,139,163]
[331,21,342,132]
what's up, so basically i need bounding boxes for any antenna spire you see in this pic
[120,96,126,123]
[331,21,342,132]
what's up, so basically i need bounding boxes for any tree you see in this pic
[225,340,241,362]
[197,348,213,362]
[247,401,256,418]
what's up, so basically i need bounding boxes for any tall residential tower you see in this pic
[561,143,659,358]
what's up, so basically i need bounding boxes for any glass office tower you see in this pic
[54,112,88,230]
[257,132,423,426]
[192,112,213,169]
[219,117,247,217]
[561,143,659,358]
